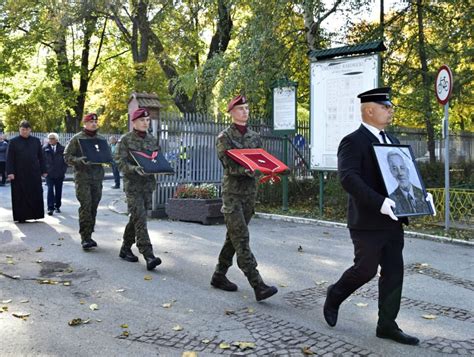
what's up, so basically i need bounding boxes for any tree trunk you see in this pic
[415,0,436,163]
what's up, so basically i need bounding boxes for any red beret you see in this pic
[83,113,98,122]
[132,108,150,121]
[227,95,247,112]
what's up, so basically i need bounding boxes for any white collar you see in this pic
[361,122,391,144]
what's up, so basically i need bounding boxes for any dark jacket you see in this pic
[43,143,68,179]
[0,140,8,162]
[337,124,408,230]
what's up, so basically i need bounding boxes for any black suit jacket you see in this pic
[337,124,407,230]
[43,143,68,179]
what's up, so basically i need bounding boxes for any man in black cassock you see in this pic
[6,120,47,223]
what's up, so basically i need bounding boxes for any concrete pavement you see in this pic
[0,182,473,356]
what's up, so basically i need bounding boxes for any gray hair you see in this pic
[48,132,59,140]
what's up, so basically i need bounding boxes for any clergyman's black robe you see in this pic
[6,135,46,222]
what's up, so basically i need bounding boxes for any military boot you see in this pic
[82,238,97,250]
[143,252,162,271]
[119,246,139,262]
[254,282,278,301]
[210,272,238,291]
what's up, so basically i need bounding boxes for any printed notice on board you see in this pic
[310,54,379,170]
[274,86,296,131]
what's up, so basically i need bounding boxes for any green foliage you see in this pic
[174,183,218,199]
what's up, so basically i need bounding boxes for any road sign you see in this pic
[435,65,453,105]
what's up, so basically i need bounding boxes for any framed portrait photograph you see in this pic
[372,144,433,217]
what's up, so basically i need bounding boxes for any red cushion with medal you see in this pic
[226,148,289,183]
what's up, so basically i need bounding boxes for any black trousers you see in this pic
[0,161,6,184]
[329,228,404,330]
[46,176,64,211]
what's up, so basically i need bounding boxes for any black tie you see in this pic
[407,193,416,213]
[379,131,387,144]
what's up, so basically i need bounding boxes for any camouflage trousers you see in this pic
[122,191,153,255]
[215,193,263,288]
[75,180,102,241]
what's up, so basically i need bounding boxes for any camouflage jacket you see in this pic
[64,130,105,182]
[217,124,262,195]
[115,131,158,192]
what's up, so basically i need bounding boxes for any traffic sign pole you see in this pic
[435,64,453,232]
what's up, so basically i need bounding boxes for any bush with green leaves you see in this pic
[174,184,218,199]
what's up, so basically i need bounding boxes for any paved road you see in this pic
[0,182,473,356]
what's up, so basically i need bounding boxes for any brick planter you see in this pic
[165,198,224,225]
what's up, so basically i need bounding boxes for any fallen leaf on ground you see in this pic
[187,309,194,313]
[182,352,197,357]
[5,255,12,258]
[224,309,235,315]
[201,339,210,344]
[2,299,12,304]
[96,319,102,322]
[12,275,20,279]
[422,314,437,320]
[144,275,153,281]
[247,307,255,313]
[297,245,303,252]
[38,279,59,285]
[120,324,128,328]
[12,312,30,319]
[79,300,85,305]
[279,283,288,288]
[2,306,8,311]
[162,303,172,308]
[315,280,328,285]
[302,346,315,355]
[63,282,71,286]
[355,302,368,307]
[232,341,256,350]
[172,325,183,331]
[7,260,14,264]
[20,300,29,303]
[219,342,230,349]
[89,304,99,311]
[35,247,43,253]
[68,318,84,326]
[36,260,42,263]
[122,331,129,337]
[115,289,125,292]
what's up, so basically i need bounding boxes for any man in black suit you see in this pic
[322,87,420,345]
[43,133,68,215]
[387,151,429,215]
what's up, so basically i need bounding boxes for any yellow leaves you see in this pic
[315,280,328,285]
[219,342,231,350]
[201,339,210,344]
[2,299,12,304]
[247,307,255,314]
[68,318,85,326]
[1,305,8,312]
[172,325,183,331]
[355,302,368,307]
[144,275,153,281]
[302,346,315,355]
[162,303,172,309]
[422,314,437,320]
[121,331,129,337]
[120,324,128,328]
[89,304,99,311]
[38,279,59,285]
[232,341,255,350]
[63,282,71,286]
[35,247,43,253]
[12,312,30,320]
[182,352,197,357]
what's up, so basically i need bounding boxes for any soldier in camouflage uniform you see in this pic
[64,113,105,250]
[114,108,161,271]
[210,95,278,301]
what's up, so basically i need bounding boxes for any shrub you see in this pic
[174,184,218,199]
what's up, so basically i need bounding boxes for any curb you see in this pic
[254,212,474,247]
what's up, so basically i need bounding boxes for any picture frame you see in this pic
[372,143,433,217]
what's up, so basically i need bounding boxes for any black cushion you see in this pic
[130,150,174,174]
[79,139,113,164]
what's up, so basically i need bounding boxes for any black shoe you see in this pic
[210,272,238,291]
[376,327,420,345]
[55,208,61,213]
[119,247,139,262]
[144,253,162,270]
[47,210,54,216]
[323,284,339,327]
[112,185,120,189]
[254,282,278,301]
[82,238,98,250]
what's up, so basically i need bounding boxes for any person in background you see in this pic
[43,133,68,215]
[0,134,8,186]
[109,136,121,189]
[64,113,105,250]
[6,120,47,222]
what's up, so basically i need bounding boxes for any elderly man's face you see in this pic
[388,154,410,190]
[48,136,58,145]
[19,127,31,138]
